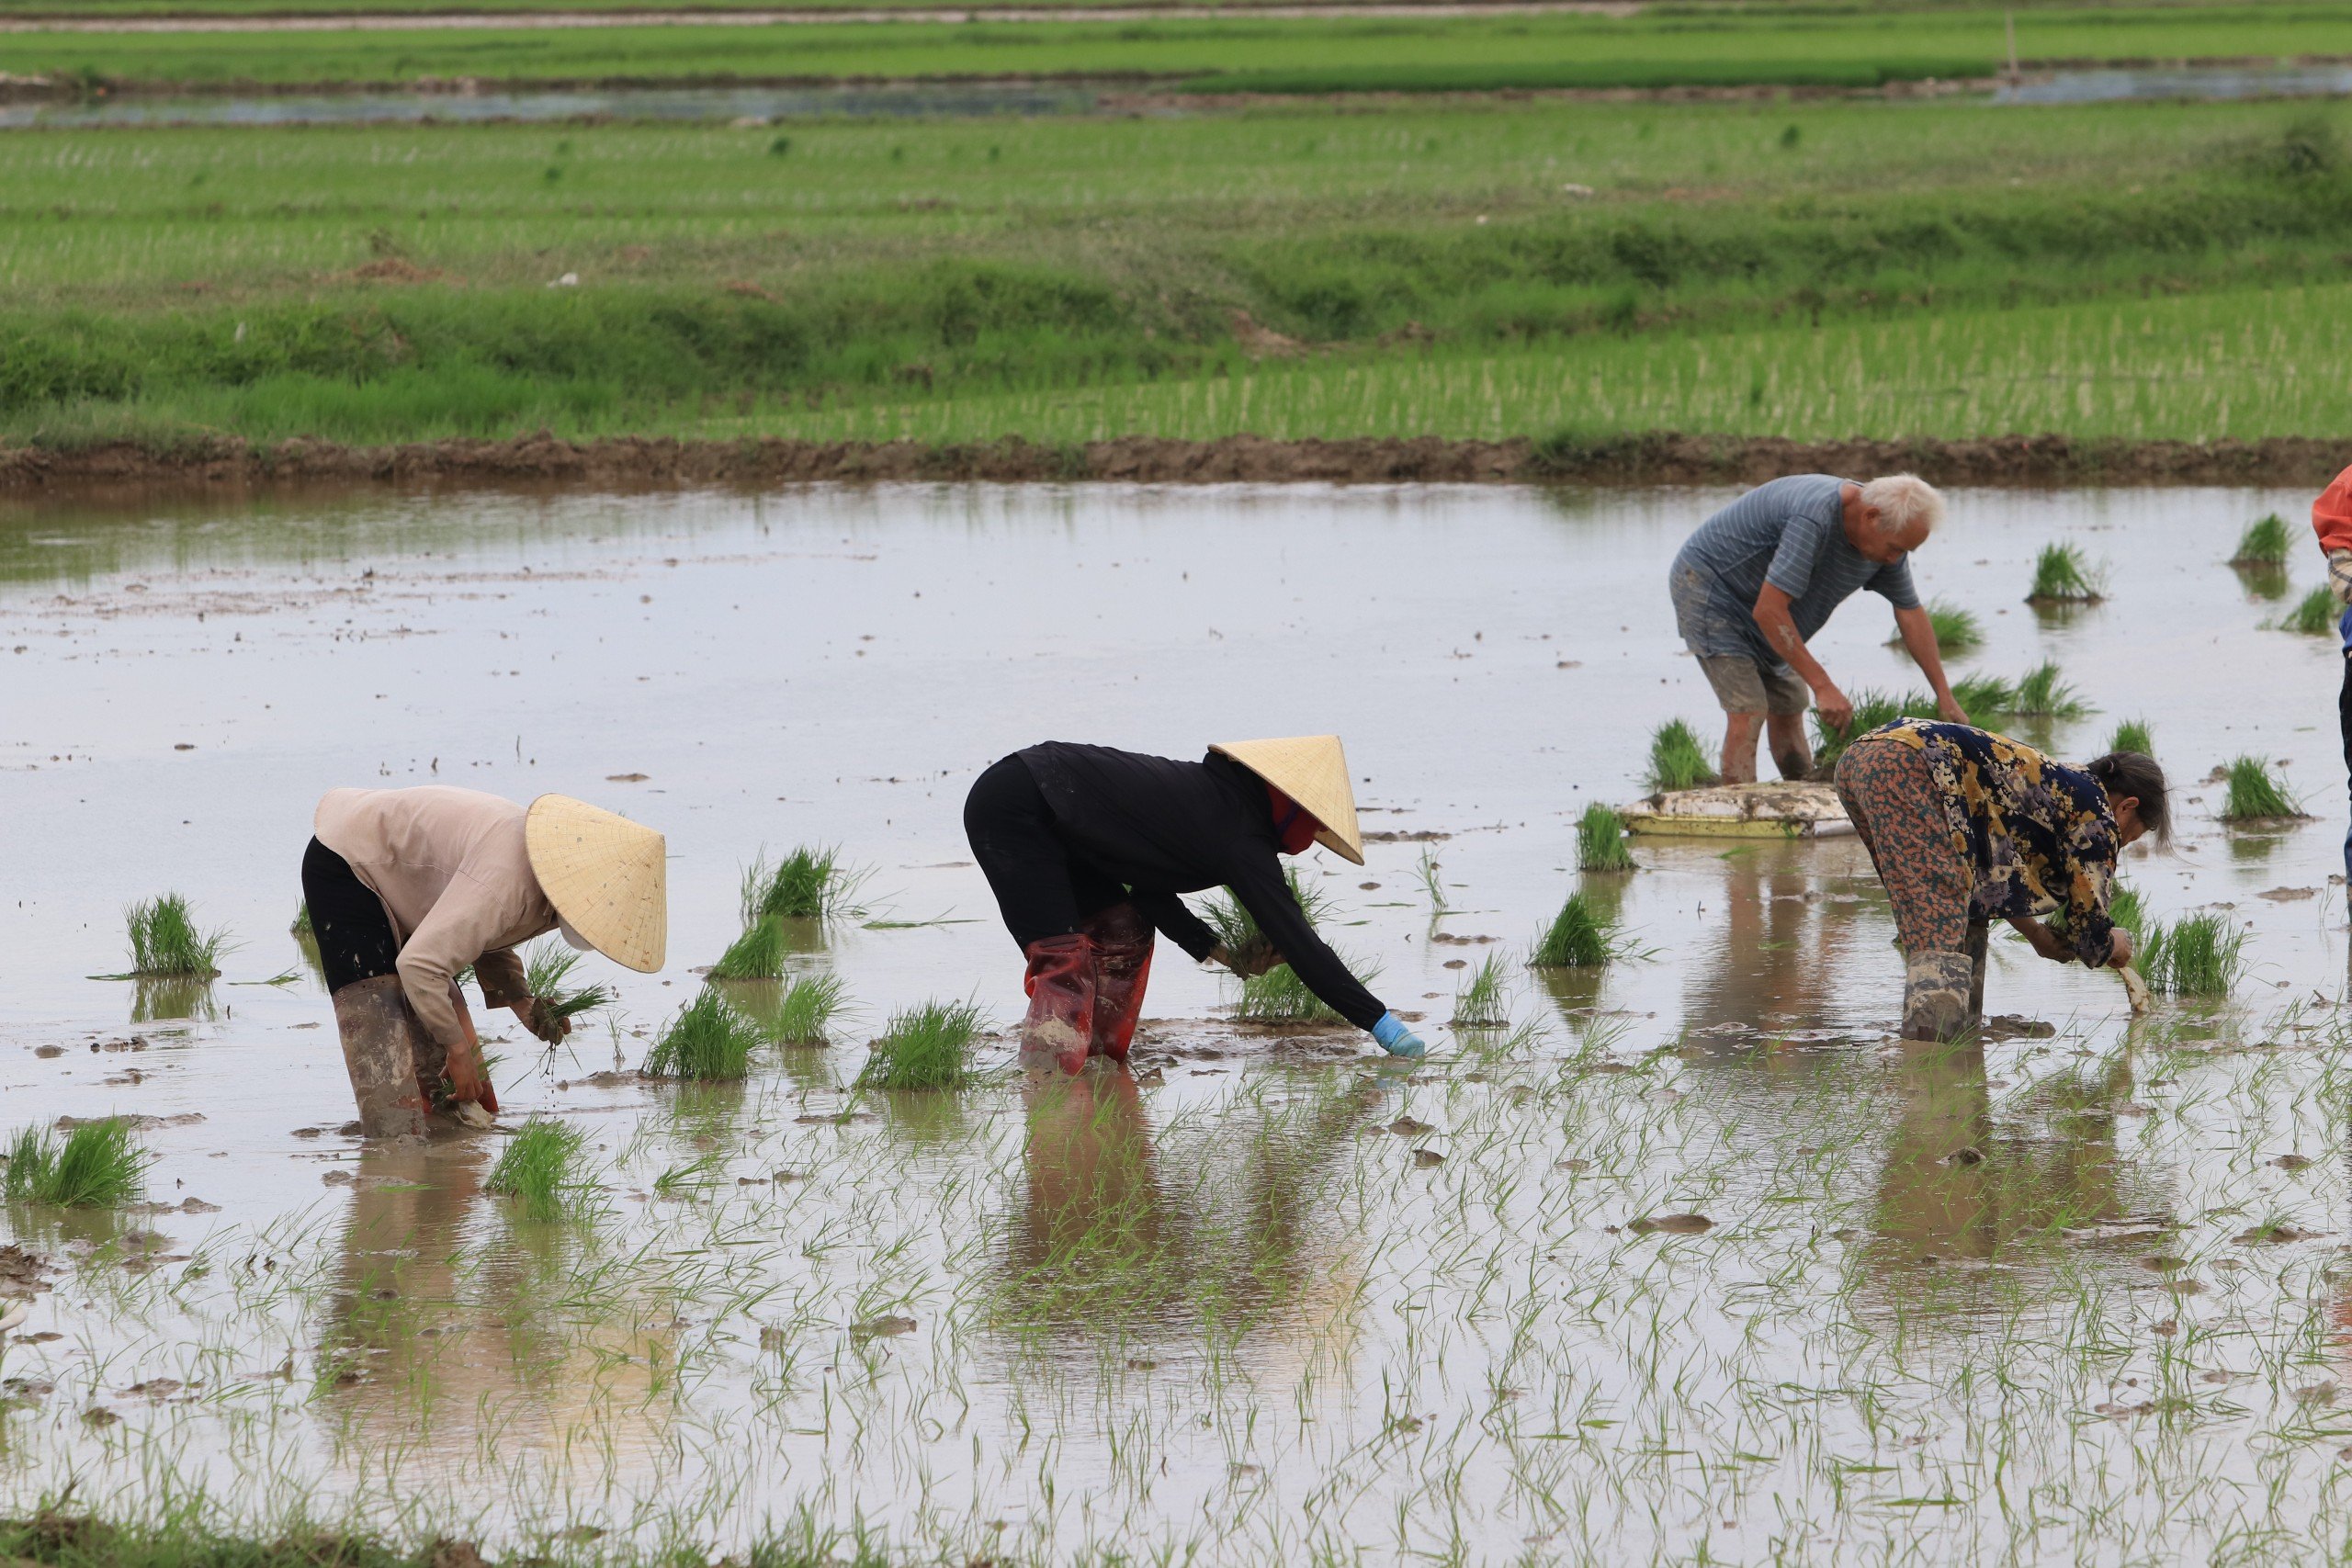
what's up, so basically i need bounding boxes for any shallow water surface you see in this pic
[0,480,2346,1562]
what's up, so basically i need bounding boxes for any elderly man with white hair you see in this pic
[1668,473,1961,784]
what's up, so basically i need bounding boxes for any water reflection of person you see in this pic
[322,1143,670,1457]
[1001,1067,1376,1338]
[1675,841,1871,1047]
[1867,1039,2134,1273]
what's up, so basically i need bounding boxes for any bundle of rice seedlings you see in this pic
[2108,718,2154,757]
[708,916,788,981]
[1234,963,1353,1024]
[2282,583,2338,635]
[2108,882,2146,937]
[741,846,866,923]
[1886,599,1982,657]
[771,974,846,1045]
[2141,912,2245,997]
[1577,803,1635,873]
[1453,953,1510,1028]
[1811,688,1911,767]
[484,1118,593,1222]
[124,894,227,978]
[2026,543,2104,604]
[2220,755,2305,820]
[1530,892,1621,969]
[1645,718,1719,793]
[644,990,762,1080]
[856,999,985,1089]
[1416,846,1451,912]
[4,1118,145,1209]
[522,937,612,1026]
[2232,513,2292,566]
[2010,661,2087,719]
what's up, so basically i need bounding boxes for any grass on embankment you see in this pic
[15,6,2352,95]
[6,100,2352,447]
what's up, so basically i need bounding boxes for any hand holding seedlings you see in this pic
[1211,935,1283,977]
[514,996,570,1045]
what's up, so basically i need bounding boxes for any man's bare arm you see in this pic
[1753,584,1850,729]
[1893,603,1967,722]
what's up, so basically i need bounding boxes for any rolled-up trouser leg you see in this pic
[1902,952,1974,1042]
[1835,739,1975,1035]
[332,975,434,1137]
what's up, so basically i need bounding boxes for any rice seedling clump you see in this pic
[522,938,612,1025]
[857,999,985,1089]
[2220,755,2305,820]
[2108,717,2154,756]
[1645,718,1719,793]
[1886,599,1981,656]
[645,989,762,1080]
[709,916,789,981]
[4,1118,145,1209]
[125,893,227,977]
[1235,963,1362,1023]
[289,902,313,941]
[2010,660,2087,718]
[741,846,865,923]
[2026,542,2104,604]
[484,1117,594,1222]
[2233,512,2291,565]
[2282,583,2338,635]
[771,974,846,1044]
[1577,802,1635,872]
[2141,911,2245,997]
[1531,891,1620,968]
[1453,953,1510,1027]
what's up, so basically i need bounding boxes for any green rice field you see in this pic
[4,3,2349,94]
[2,92,2348,447]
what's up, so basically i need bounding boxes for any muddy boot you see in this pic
[1021,934,1097,1076]
[332,975,434,1138]
[1900,951,1975,1043]
[1081,903,1155,1064]
[1964,920,1990,1027]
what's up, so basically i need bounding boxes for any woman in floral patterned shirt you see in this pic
[1833,718,2169,1040]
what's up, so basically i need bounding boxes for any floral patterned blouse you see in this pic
[1863,718,2122,966]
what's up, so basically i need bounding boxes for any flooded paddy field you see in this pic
[2,479,2349,1563]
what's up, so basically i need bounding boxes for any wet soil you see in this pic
[6,431,2347,498]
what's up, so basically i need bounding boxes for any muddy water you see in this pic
[1,481,2346,1562]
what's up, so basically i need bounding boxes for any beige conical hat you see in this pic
[1209,735,1365,866]
[524,795,667,973]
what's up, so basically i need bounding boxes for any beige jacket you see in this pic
[313,786,559,1046]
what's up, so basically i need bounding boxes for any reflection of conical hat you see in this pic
[1208,735,1365,865]
[524,795,667,973]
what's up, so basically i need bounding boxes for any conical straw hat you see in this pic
[524,795,667,973]
[1209,735,1365,866]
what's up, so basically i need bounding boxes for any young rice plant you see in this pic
[2026,542,2104,604]
[1453,953,1511,1027]
[2109,717,2154,757]
[2221,755,2305,820]
[709,916,789,981]
[1646,718,1719,793]
[645,989,762,1079]
[1577,802,1636,872]
[2233,512,2292,565]
[1531,891,1622,968]
[2283,583,2338,635]
[741,846,866,923]
[856,999,985,1089]
[4,1118,145,1209]
[124,893,227,977]
[522,937,612,1025]
[484,1117,594,1222]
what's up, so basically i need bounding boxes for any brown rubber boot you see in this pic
[1080,902,1155,1064]
[332,975,435,1138]
[1901,951,1975,1043]
[1021,934,1097,1076]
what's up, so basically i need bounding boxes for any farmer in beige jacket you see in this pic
[303,787,665,1136]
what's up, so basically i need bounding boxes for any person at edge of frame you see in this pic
[2314,464,2352,886]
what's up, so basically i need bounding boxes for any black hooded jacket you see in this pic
[1016,741,1385,1031]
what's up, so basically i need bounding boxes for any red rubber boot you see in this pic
[1082,903,1155,1063]
[1022,933,1097,1075]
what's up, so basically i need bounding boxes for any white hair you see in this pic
[1860,473,1945,537]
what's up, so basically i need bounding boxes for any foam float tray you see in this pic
[1621,781,1855,839]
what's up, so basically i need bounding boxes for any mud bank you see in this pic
[4,432,2346,495]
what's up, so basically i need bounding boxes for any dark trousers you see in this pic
[301,837,400,995]
[965,756,1133,951]
[2341,654,2352,885]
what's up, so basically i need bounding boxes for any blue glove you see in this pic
[1371,1011,1427,1060]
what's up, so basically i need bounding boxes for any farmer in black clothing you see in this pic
[964,734,1428,1074]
